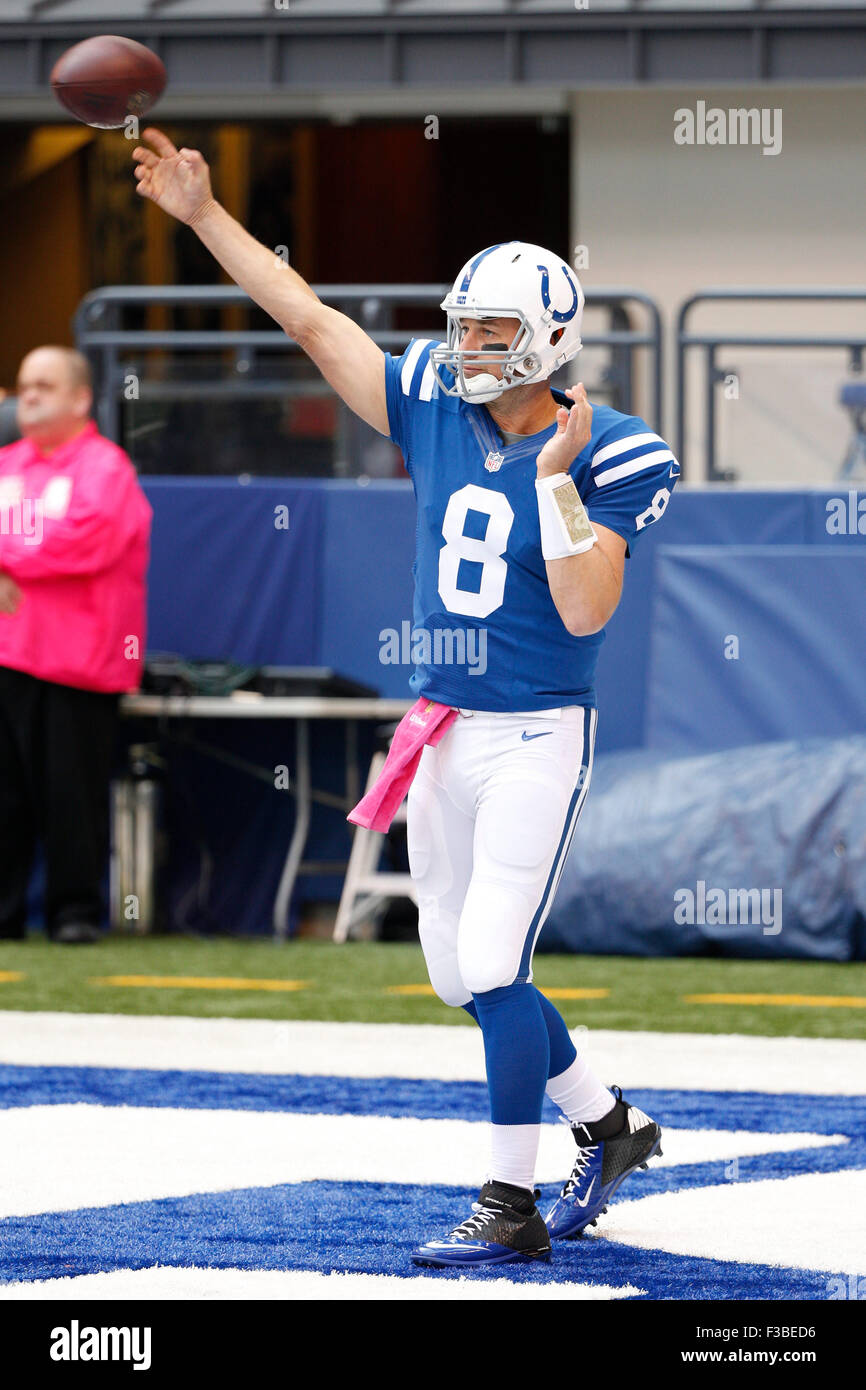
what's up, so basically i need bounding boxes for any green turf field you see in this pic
[1,934,865,1038]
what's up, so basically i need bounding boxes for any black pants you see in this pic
[0,666,119,938]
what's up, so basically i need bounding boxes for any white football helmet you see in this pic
[429,241,585,405]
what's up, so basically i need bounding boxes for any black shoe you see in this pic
[411,1180,552,1268]
[51,922,102,944]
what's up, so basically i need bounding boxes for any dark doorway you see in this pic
[297,116,570,287]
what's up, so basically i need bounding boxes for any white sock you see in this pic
[546,1054,615,1124]
[489,1123,542,1192]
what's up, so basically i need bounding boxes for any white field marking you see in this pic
[0,1104,845,1220]
[0,1266,645,1302]
[599,1168,866,1277]
[1,1012,865,1094]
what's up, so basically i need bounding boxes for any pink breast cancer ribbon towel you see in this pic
[347,698,459,833]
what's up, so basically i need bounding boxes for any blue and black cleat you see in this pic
[411,1180,552,1268]
[544,1086,663,1240]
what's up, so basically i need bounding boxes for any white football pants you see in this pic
[406,705,597,1004]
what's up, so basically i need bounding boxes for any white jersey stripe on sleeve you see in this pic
[594,448,675,488]
[418,361,437,401]
[400,339,435,397]
[591,431,666,469]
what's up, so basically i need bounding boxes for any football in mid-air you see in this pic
[50,35,166,130]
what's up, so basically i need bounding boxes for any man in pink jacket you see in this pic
[0,347,152,944]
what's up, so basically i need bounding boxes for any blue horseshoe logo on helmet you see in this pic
[537,264,579,323]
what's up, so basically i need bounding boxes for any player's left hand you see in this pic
[536,383,592,478]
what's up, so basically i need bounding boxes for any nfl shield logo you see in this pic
[484,451,504,473]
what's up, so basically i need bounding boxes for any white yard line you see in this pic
[0,1011,864,1093]
[0,1266,645,1301]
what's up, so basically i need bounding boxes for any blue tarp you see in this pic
[542,737,866,961]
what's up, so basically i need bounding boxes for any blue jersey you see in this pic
[384,338,678,712]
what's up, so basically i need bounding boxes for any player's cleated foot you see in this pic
[411,1180,552,1268]
[544,1086,662,1240]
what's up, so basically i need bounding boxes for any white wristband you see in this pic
[535,472,597,560]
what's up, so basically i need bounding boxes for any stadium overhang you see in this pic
[1,6,865,121]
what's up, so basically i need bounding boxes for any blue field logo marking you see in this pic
[0,1062,864,1299]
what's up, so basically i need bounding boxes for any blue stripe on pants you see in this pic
[515,706,597,983]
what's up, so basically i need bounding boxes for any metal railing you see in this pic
[676,288,866,482]
[73,283,663,472]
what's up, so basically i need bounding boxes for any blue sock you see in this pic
[471,982,549,1125]
[461,989,576,1079]
[533,986,578,1077]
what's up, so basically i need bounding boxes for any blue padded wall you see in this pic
[144,479,324,666]
[129,480,865,934]
[141,481,866,755]
[645,547,866,755]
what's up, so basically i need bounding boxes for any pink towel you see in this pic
[348,698,459,832]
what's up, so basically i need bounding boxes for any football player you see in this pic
[132,131,673,1268]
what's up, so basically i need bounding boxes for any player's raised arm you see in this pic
[131,128,389,436]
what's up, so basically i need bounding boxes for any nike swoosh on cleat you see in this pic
[521,731,553,741]
[573,1177,596,1208]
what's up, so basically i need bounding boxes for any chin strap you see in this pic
[458,371,508,403]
